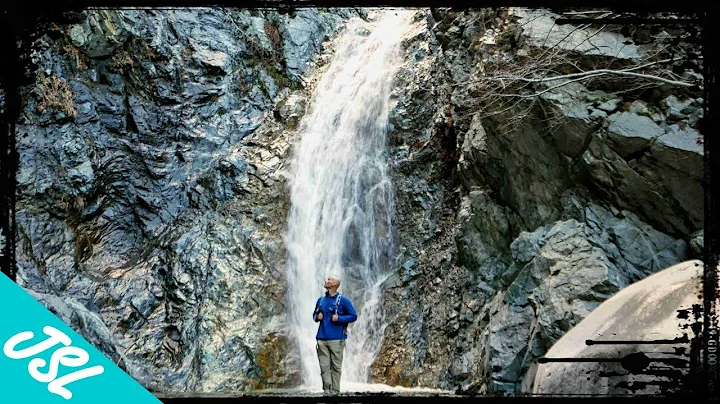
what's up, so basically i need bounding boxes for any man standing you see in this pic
[313,275,358,395]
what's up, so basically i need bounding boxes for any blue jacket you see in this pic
[313,292,358,340]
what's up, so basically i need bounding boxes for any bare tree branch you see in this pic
[454,9,700,142]
[456,57,682,88]
[561,10,613,16]
[468,57,692,88]
[498,73,606,99]
[522,68,692,87]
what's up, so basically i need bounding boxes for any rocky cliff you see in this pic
[13,6,704,396]
[14,7,366,393]
[370,7,703,394]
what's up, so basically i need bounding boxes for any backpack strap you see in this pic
[333,293,342,314]
[332,293,348,335]
[314,296,325,316]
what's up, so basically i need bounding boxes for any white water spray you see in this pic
[285,9,414,389]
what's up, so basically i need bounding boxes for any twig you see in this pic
[561,10,613,16]
[500,73,607,99]
[456,56,682,88]
[115,341,138,366]
[475,60,692,87]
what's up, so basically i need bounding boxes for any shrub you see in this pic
[111,50,134,72]
[264,20,283,60]
[37,74,77,118]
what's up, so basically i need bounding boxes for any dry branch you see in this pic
[485,68,693,88]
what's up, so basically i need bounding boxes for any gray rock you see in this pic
[589,108,608,120]
[24,289,127,369]
[275,92,306,127]
[606,112,665,158]
[457,189,516,273]
[510,229,547,264]
[628,100,649,115]
[663,95,695,120]
[17,6,335,394]
[193,49,231,73]
[629,101,666,124]
[513,8,646,60]
[458,114,488,187]
[634,141,704,236]
[581,133,701,236]
[462,101,570,230]
[70,11,133,57]
[540,82,591,121]
[656,124,703,155]
[476,207,689,395]
[689,230,703,257]
[400,258,423,282]
[16,5,704,398]
[281,9,357,79]
[66,160,95,193]
[596,98,620,112]
[58,132,90,167]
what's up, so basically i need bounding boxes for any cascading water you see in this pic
[285,9,414,389]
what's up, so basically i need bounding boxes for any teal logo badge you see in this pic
[0,273,163,403]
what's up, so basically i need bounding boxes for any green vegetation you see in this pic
[266,63,299,90]
[247,55,300,93]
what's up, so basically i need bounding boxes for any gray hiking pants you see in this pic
[316,339,345,392]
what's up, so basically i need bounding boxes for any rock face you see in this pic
[369,7,703,396]
[15,7,364,393]
[15,5,703,396]
[531,259,703,395]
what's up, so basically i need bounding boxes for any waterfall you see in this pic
[285,9,414,389]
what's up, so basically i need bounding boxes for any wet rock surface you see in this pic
[16,7,361,393]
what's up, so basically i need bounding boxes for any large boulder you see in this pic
[531,259,703,395]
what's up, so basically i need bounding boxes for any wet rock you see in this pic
[280,9,361,79]
[16,6,337,393]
